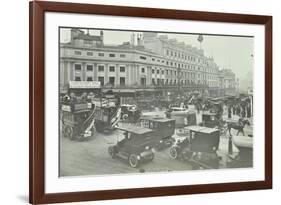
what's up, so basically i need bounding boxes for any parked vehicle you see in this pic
[165,107,197,128]
[93,105,121,132]
[201,111,220,128]
[139,116,176,150]
[108,125,155,168]
[92,95,121,132]
[61,101,95,140]
[169,125,221,169]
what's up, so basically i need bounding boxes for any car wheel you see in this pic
[128,154,139,168]
[64,125,74,140]
[169,147,179,159]
[122,114,128,120]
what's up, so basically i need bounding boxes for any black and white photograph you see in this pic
[59,27,254,177]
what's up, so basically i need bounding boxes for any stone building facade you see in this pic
[60,29,237,97]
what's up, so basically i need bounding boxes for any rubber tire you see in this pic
[169,147,179,159]
[128,154,139,168]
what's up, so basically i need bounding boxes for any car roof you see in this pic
[185,125,219,133]
[121,104,135,107]
[202,111,217,116]
[140,116,174,122]
[116,124,153,135]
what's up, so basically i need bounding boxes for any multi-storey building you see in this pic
[218,69,237,96]
[60,29,237,98]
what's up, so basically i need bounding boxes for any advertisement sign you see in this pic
[69,81,101,89]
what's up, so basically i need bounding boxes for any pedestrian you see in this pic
[242,106,246,118]
[247,104,251,118]
[237,105,241,116]
[228,106,232,119]
[196,103,200,114]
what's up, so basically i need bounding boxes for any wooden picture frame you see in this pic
[29,1,272,204]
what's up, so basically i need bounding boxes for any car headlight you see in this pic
[145,146,150,150]
[159,140,163,143]
[137,155,141,160]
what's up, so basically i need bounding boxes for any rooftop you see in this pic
[185,125,219,133]
[116,124,153,135]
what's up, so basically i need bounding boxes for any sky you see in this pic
[60,28,253,90]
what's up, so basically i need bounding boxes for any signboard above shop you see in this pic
[69,81,101,89]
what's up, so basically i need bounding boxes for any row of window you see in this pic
[74,76,126,86]
[77,66,219,84]
[74,74,216,88]
[151,78,203,86]
[165,49,212,66]
[166,49,197,61]
[74,64,126,73]
[74,50,126,58]
[74,64,217,81]
[73,50,217,73]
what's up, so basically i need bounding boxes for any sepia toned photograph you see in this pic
[59,27,254,177]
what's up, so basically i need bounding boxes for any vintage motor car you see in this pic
[169,126,221,169]
[108,125,155,168]
[165,107,197,128]
[139,116,176,150]
[61,101,96,141]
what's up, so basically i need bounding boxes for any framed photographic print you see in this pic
[29,1,272,204]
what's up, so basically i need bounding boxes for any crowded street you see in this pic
[60,101,253,176]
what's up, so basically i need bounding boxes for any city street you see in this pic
[60,105,252,177]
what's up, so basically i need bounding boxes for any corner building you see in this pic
[60,29,237,99]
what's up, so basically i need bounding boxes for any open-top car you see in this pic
[139,116,176,150]
[108,125,155,168]
[169,125,221,169]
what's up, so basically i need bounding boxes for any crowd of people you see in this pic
[227,99,252,119]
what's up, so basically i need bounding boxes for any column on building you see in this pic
[93,63,98,81]
[147,66,152,85]
[82,62,86,81]
[116,64,119,85]
[104,63,109,85]
[69,61,74,81]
